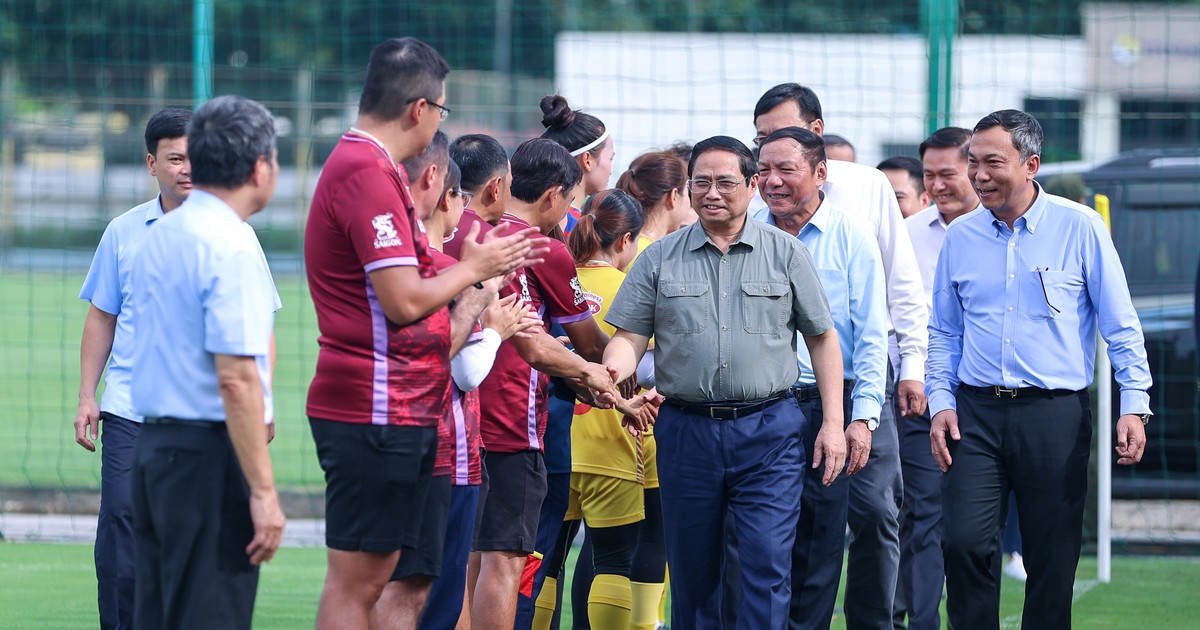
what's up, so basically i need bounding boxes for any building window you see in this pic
[1120,99,1200,152]
[1024,97,1082,162]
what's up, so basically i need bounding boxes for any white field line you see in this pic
[999,578,1099,629]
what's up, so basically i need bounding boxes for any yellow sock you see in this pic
[629,580,666,630]
[659,567,669,623]
[587,573,632,629]
[531,576,557,630]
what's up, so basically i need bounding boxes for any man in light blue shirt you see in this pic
[751,126,889,627]
[76,107,191,630]
[927,110,1151,629]
[128,95,285,630]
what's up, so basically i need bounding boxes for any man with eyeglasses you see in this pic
[751,83,927,629]
[603,136,847,628]
[304,38,544,629]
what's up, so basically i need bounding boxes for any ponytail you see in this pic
[567,189,645,265]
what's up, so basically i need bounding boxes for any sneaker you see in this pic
[1004,552,1028,582]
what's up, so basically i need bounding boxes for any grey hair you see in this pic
[973,109,1043,163]
[188,95,276,189]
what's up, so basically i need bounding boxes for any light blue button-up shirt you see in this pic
[926,184,1152,417]
[753,198,889,421]
[79,197,165,422]
[130,190,281,424]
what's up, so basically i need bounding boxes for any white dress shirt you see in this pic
[823,159,929,382]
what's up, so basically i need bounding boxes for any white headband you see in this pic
[569,128,610,157]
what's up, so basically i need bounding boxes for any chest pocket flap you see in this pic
[741,280,790,334]
[658,281,711,334]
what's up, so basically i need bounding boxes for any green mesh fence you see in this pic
[0,1,1197,549]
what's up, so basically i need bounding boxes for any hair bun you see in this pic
[540,95,577,131]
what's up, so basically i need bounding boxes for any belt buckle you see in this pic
[994,386,1017,398]
[709,406,738,420]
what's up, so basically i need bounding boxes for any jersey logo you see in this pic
[583,290,603,315]
[372,214,403,249]
[518,272,533,303]
[570,277,586,306]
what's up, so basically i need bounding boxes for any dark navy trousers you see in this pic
[97,413,139,630]
[658,396,806,630]
[792,375,901,630]
[895,410,943,630]
[942,388,1091,630]
[419,485,480,630]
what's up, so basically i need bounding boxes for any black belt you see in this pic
[960,384,1082,400]
[665,389,794,420]
[792,379,857,403]
[144,416,227,430]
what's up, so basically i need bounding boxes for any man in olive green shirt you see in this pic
[603,136,848,629]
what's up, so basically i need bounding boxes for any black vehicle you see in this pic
[1080,149,1200,498]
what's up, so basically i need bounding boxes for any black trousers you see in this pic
[130,423,259,630]
[942,388,1091,630]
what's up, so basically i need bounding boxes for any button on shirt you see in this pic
[754,199,889,422]
[79,197,165,422]
[926,186,1152,417]
[606,218,834,403]
[130,190,281,424]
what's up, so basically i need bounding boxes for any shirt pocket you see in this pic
[658,281,710,334]
[815,268,849,320]
[1022,269,1082,321]
[741,280,791,334]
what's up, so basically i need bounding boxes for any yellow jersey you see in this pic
[572,264,645,482]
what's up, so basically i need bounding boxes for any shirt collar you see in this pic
[803,195,832,235]
[990,181,1046,235]
[685,214,759,251]
[1021,181,1047,234]
[145,195,167,224]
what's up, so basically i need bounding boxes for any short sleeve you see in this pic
[606,241,659,337]
[203,238,275,358]
[339,167,420,273]
[80,222,122,315]
[539,242,593,325]
[247,223,283,312]
[788,242,835,336]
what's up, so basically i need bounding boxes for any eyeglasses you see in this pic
[452,188,473,208]
[687,176,751,195]
[408,97,450,121]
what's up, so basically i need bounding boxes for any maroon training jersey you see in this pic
[431,249,483,484]
[442,208,492,261]
[304,132,451,427]
[477,213,593,453]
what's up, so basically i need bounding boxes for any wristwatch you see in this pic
[854,418,879,432]
[1135,413,1150,426]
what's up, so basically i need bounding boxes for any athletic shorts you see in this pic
[565,472,646,527]
[309,417,436,552]
[392,474,452,580]
[473,450,546,554]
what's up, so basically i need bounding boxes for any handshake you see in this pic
[569,363,663,435]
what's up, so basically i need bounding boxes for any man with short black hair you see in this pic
[928,109,1151,629]
[450,133,512,225]
[76,106,192,630]
[754,125,889,630]
[604,135,847,628]
[877,155,929,219]
[304,38,543,629]
[129,95,284,630]
[753,82,927,629]
[823,133,856,163]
